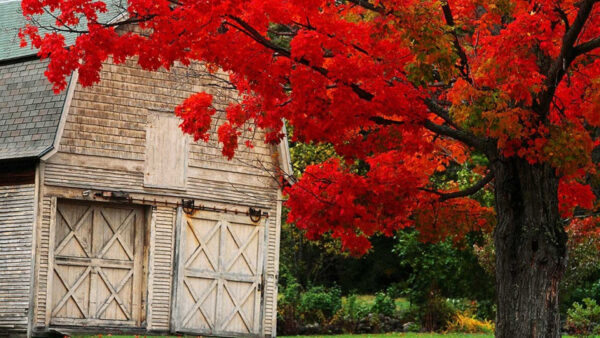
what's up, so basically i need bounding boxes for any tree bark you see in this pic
[492,158,568,338]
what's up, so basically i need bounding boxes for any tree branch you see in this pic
[423,120,487,150]
[227,15,489,151]
[574,36,600,56]
[539,0,599,115]
[424,97,460,129]
[346,0,385,13]
[421,171,494,201]
[553,6,570,33]
[441,2,471,82]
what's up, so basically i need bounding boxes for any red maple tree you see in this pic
[19,0,600,336]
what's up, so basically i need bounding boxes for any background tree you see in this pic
[19,0,600,336]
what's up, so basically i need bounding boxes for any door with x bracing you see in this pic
[49,200,145,327]
[173,210,265,336]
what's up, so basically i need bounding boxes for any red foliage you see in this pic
[19,0,600,254]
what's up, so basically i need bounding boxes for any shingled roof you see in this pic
[0,0,123,61]
[0,0,122,161]
[0,58,68,160]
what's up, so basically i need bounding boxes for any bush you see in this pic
[333,294,372,333]
[298,285,342,324]
[340,294,371,322]
[446,312,494,334]
[277,268,303,335]
[372,291,396,316]
[422,295,458,331]
[565,298,600,336]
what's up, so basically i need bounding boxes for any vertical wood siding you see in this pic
[0,184,35,331]
[262,211,279,336]
[34,196,53,328]
[148,206,176,330]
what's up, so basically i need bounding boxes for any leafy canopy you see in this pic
[19,0,600,254]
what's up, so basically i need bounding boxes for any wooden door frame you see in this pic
[44,197,151,329]
[171,208,266,337]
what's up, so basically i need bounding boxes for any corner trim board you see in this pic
[41,70,79,162]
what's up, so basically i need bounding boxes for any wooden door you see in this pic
[49,200,145,327]
[173,210,264,336]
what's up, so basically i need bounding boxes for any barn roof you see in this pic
[0,58,69,161]
[0,0,121,161]
[0,0,123,62]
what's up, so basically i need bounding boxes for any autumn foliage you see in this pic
[19,0,600,255]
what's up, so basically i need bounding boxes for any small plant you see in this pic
[341,294,370,321]
[298,285,342,324]
[276,268,303,335]
[371,291,396,317]
[565,298,600,336]
[332,294,372,333]
[445,312,494,334]
[404,321,422,332]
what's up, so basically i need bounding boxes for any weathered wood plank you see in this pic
[0,184,35,332]
[148,206,175,331]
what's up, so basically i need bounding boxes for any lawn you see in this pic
[74,334,492,338]
[281,334,492,338]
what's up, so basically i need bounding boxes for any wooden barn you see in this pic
[0,2,290,337]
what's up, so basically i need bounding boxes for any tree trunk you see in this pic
[492,159,568,338]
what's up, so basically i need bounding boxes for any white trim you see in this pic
[26,164,41,338]
[106,11,129,25]
[278,122,294,184]
[41,70,78,161]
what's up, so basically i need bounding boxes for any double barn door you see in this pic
[48,200,265,335]
[173,210,265,336]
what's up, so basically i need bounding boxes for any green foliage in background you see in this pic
[565,298,600,336]
[299,286,343,324]
[393,230,496,326]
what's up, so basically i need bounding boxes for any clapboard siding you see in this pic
[0,184,34,331]
[59,56,278,177]
[34,196,52,327]
[44,162,143,191]
[148,206,176,330]
[44,163,277,209]
[60,59,235,162]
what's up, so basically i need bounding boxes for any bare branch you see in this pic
[441,1,471,82]
[421,171,494,201]
[423,120,487,150]
[554,6,570,32]
[574,36,600,56]
[346,0,385,13]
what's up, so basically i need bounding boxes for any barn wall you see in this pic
[36,56,282,335]
[0,184,35,332]
[147,205,176,330]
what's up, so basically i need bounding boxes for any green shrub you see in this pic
[419,295,459,332]
[332,294,371,333]
[298,285,342,324]
[565,298,600,336]
[371,291,396,317]
[405,321,422,332]
[341,294,370,321]
[277,267,303,335]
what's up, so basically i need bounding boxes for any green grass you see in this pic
[281,334,493,338]
[75,334,587,338]
[74,333,491,338]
